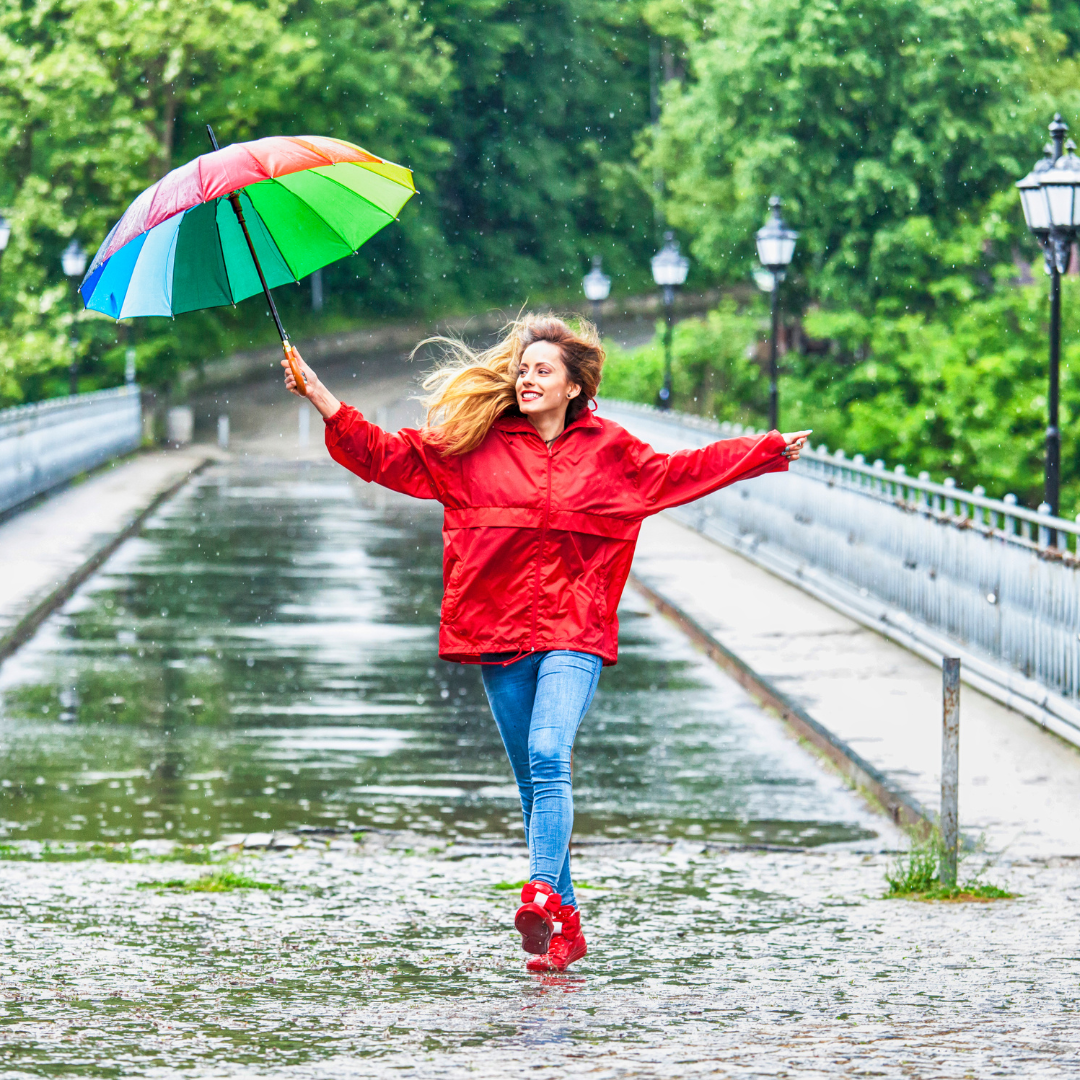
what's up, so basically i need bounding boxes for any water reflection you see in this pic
[0,460,877,847]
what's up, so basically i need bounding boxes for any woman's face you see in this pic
[515,341,580,419]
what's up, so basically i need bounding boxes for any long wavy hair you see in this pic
[416,315,605,455]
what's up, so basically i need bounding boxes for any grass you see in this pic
[903,883,1015,902]
[138,868,281,893]
[885,831,1015,902]
[492,879,604,893]
[492,880,529,891]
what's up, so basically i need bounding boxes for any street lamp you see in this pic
[582,255,611,334]
[0,214,10,254]
[61,240,87,395]
[651,231,689,410]
[62,239,87,279]
[1016,113,1080,524]
[755,195,798,432]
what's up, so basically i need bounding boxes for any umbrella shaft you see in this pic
[227,193,288,346]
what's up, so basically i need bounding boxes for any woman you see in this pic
[283,315,808,973]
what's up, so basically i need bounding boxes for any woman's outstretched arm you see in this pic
[629,428,810,514]
[282,349,440,501]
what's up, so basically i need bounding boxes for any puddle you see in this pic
[0,460,879,850]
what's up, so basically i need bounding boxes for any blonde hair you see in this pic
[416,314,605,455]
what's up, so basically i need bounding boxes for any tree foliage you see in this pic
[597,0,1080,514]
[602,298,768,423]
[419,0,656,299]
[0,0,656,402]
[647,0,1041,311]
[6,0,1080,519]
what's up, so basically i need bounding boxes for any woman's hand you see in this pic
[281,348,341,420]
[781,429,812,462]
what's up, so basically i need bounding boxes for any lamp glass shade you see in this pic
[1040,148,1080,229]
[1045,183,1077,229]
[755,196,798,270]
[582,257,611,302]
[1017,173,1051,231]
[753,267,777,293]
[0,215,9,253]
[61,240,87,278]
[755,233,796,268]
[651,234,689,287]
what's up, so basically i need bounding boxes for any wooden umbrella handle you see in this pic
[284,342,307,397]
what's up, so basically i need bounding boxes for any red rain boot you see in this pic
[526,905,587,972]
[514,881,562,954]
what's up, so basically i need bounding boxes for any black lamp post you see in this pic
[1017,114,1080,527]
[754,196,798,432]
[582,255,611,335]
[651,231,689,410]
[61,239,87,395]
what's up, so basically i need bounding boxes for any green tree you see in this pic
[0,0,456,399]
[0,0,298,400]
[418,0,657,301]
[646,0,1034,312]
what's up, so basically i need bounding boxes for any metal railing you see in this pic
[602,399,1080,747]
[0,385,142,516]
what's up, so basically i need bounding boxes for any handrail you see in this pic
[0,385,142,516]
[603,397,1080,740]
[602,399,1080,558]
[0,384,139,425]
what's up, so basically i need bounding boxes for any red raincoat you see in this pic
[324,403,788,665]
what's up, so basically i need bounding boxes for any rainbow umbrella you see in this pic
[81,127,415,393]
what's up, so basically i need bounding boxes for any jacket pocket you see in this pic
[441,553,466,623]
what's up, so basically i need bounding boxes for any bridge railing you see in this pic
[0,385,142,516]
[602,399,1080,747]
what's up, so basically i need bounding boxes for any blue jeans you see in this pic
[481,650,602,910]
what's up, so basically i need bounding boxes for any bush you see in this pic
[786,278,1080,515]
[602,297,769,425]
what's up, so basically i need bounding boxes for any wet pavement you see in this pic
[0,459,883,850]
[0,454,1074,1077]
[2,838,1077,1079]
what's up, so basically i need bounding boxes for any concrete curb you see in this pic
[629,572,934,835]
[0,457,212,664]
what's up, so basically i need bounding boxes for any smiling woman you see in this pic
[278,313,808,974]
[415,317,604,454]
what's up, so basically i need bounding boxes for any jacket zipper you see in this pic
[528,443,554,653]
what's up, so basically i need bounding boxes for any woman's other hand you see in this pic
[281,349,341,419]
[781,429,812,462]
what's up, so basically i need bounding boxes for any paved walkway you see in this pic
[632,513,1080,860]
[0,449,208,646]
[3,839,1075,1078]
[0,356,419,655]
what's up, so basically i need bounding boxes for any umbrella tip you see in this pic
[206,125,220,152]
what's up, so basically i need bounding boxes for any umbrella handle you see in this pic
[284,341,308,398]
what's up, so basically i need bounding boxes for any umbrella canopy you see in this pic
[81,135,415,320]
